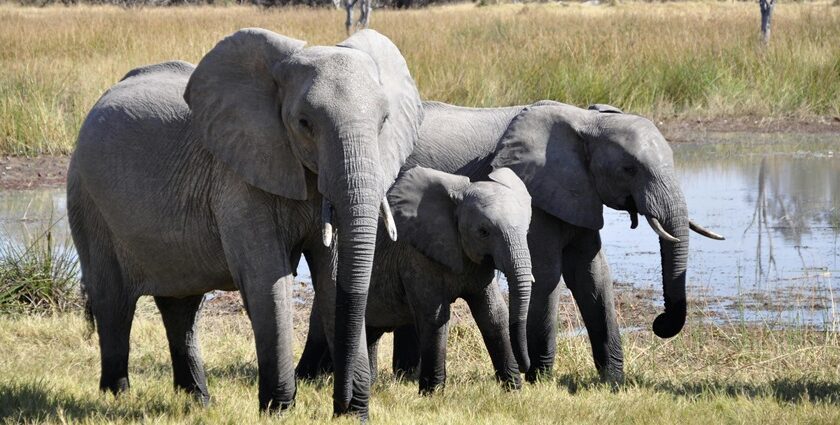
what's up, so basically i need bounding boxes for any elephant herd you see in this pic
[67,28,724,418]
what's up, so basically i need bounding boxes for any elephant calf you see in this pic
[349,166,534,393]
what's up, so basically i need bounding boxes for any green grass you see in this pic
[0,225,80,315]
[1,308,840,424]
[0,2,839,155]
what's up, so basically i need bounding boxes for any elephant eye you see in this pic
[379,113,389,132]
[622,165,637,176]
[477,226,490,239]
[298,118,313,136]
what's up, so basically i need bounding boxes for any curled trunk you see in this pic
[640,176,690,339]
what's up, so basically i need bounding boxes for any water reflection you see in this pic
[0,133,837,327]
[0,189,69,249]
[602,133,839,328]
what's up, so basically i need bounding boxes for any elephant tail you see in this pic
[82,289,95,339]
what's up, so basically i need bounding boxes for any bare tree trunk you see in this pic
[760,0,776,45]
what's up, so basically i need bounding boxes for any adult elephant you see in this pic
[297,100,723,383]
[67,28,422,418]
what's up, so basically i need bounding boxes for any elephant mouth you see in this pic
[623,196,639,229]
[621,195,725,241]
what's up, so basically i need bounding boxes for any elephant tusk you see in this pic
[646,216,680,243]
[689,220,725,240]
[380,197,397,242]
[322,199,334,247]
[526,274,536,283]
[629,210,639,229]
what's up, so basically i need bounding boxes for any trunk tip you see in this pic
[652,310,686,339]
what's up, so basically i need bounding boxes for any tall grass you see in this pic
[0,2,838,155]
[0,224,80,315]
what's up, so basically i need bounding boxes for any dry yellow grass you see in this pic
[1,307,840,424]
[0,2,839,155]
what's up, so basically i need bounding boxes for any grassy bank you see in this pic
[0,3,838,155]
[1,309,839,424]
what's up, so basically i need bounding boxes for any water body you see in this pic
[1,133,837,327]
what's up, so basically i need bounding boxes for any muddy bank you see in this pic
[0,156,69,191]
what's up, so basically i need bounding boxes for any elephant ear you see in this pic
[491,102,604,230]
[388,166,471,273]
[488,167,532,207]
[338,30,423,190]
[588,103,623,114]
[184,28,308,200]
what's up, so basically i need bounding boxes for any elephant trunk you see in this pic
[325,132,383,416]
[641,175,690,339]
[502,233,533,373]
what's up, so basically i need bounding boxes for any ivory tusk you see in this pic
[646,216,680,243]
[689,220,725,240]
[321,199,333,247]
[381,197,397,242]
[526,274,536,283]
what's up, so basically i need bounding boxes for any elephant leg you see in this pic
[92,286,138,396]
[154,294,210,404]
[296,245,337,381]
[463,285,521,390]
[76,228,138,394]
[525,250,563,383]
[392,325,420,379]
[414,305,450,395]
[524,210,567,383]
[360,0,371,28]
[366,327,386,385]
[344,0,356,34]
[563,231,624,383]
[239,268,297,413]
[296,306,333,380]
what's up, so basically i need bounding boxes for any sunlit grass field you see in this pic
[1,307,840,424]
[0,2,839,155]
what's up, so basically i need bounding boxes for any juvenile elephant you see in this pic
[360,166,533,393]
[67,28,422,417]
[297,100,723,384]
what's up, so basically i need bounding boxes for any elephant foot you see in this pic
[498,373,522,391]
[188,390,212,407]
[333,399,369,422]
[599,367,625,392]
[525,365,552,384]
[418,379,444,395]
[100,376,130,395]
[295,360,332,381]
[260,398,295,415]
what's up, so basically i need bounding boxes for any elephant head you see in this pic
[389,166,534,372]
[492,101,723,339]
[183,28,423,413]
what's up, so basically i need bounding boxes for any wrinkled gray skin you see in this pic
[298,100,723,383]
[361,166,533,393]
[67,28,423,418]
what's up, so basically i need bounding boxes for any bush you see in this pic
[0,226,80,315]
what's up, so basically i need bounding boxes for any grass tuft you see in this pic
[0,223,80,315]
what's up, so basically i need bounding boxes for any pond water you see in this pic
[1,132,837,328]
